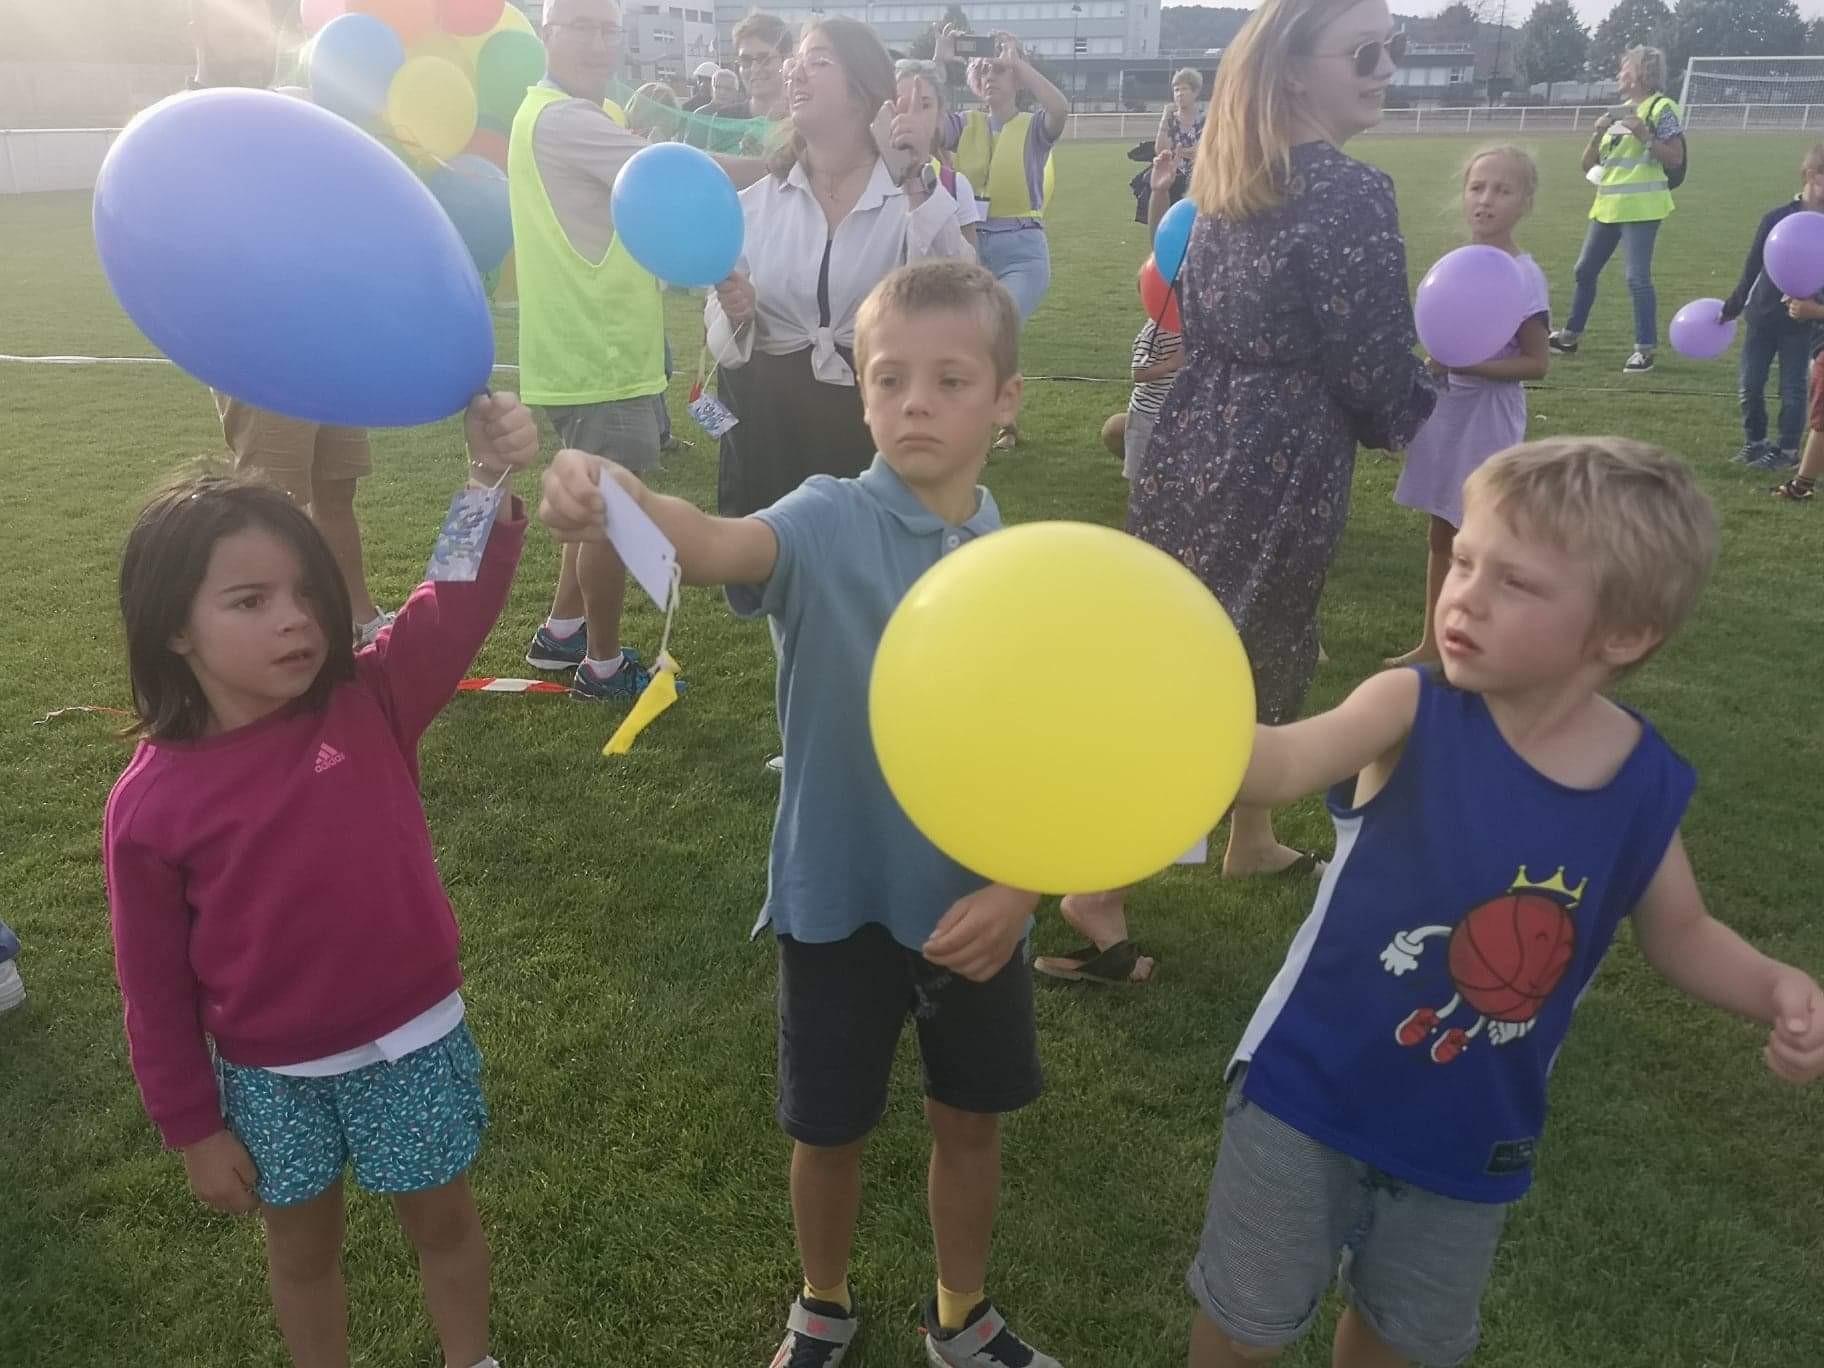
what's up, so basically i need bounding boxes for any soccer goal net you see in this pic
[1680,56,1824,128]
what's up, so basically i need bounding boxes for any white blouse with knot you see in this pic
[704,157,969,386]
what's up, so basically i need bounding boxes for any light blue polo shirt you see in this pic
[728,456,1002,951]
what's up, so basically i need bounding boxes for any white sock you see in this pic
[582,652,625,679]
[545,614,586,637]
[455,1357,498,1368]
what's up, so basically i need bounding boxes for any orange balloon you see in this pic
[351,0,436,47]
[465,127,508,171]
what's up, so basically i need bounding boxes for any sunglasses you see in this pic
[1317,30,1408,78]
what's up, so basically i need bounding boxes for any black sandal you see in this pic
[1033,939,1151,985]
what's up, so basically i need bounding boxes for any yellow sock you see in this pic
[803,1278,852,1314]
[936,1281,983,1332]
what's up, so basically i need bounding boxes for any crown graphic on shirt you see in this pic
[1510,865,1588,908]
[313,742,347,774]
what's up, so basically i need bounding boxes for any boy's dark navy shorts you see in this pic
[775,922,1043,1147]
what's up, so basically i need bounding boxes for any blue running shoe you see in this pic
[525,624,589,671]
[569,651,653,701]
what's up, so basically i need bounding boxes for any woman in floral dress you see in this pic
[1041,0,1433,986]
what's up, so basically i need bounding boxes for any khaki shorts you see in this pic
[215,394,372,506]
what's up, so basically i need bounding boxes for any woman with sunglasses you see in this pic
[704,17,966,522]
[1044,0,1432,991]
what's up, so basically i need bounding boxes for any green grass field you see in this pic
[2,133,1822,1367]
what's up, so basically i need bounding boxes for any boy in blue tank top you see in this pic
[1187,437,1824,1368]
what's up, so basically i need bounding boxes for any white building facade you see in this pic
[712,0,1163,62]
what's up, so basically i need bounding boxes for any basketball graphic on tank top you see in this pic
[1446,892,1576,1023]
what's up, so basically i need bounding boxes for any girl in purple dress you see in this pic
[1040,0,1434,987]
[1391,146,1550,664]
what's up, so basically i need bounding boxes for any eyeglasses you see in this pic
[784,52,839,78]
[1315,30,1408,77]
[737,49,785,70]
[553,21,623,43]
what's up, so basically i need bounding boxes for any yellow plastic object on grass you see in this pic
[602,653,683,756]
[387,55,478,161]
[869,522,1255,893]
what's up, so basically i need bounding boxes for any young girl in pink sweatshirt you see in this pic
[104,394,538,1368]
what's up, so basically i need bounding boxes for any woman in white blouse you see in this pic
[705,16,968,516]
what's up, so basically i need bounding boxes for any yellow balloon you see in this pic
[869,522,1255,894]
[386,55,478,163]
[410,30,477,82]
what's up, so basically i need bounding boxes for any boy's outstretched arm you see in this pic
[539,449,778,588]
[1633,832,1824,1085]
[1237,668,1421,809]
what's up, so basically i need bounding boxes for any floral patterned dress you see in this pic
[1129,141,1435,723]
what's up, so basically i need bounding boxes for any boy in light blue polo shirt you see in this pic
[539,260,1060,1368]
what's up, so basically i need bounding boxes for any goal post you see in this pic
[1680,55,1824,124]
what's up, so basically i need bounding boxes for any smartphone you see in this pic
[871,101,918,185]
[953,33,998,58]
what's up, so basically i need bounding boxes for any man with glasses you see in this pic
[732,9,793,122]
[510,0,672,700]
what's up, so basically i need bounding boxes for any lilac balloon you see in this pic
[1668,298,1737,361]
[1413,244,1530,369]
[1765,210,1824,300]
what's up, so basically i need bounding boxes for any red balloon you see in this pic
[464,127,508,171]
[1137,256,1182,333]
[437,0,507,36]
[351,0,435,46]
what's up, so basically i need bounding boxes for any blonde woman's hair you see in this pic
[1801,141,1824,176]
[1192,0,1364,221]
[1172,67,1203,94]
[1623,45,1666,95]
[1462,437,1717,673]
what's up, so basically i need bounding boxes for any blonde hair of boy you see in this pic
[1462,437,1717,672]
[1192,0,1361,221]
[1803,142,1824,177]
[853,260,1021,386]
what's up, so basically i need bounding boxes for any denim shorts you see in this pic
[540,396,662,473]
[216,1023,488,1207]
[1187,1084,1508,1367]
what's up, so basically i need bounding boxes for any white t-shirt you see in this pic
[948,168,982,232]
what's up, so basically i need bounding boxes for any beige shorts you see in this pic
[215,394,372,506]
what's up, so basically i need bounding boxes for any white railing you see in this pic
[1,127,120,193]
[1059,102,1824,140]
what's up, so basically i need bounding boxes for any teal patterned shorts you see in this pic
[216,1022,487,1207]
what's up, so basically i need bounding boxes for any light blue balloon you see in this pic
[309,12,405,124]
[429,154,513,276]
[1153,197,1196,285]
[94,89,494,427]
[610,142,744,288]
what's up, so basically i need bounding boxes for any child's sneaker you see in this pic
[769,1294,858,1367]
[569,651,652,701]
[1547,330,1579,355]
[356,609,396,649]
[525,622,588,671]
[1747,445,1799,471]
[0,960,24,1015]
[1622,349,1655,374]
[1733,440,1771,465]
[922,1298,1061,1367]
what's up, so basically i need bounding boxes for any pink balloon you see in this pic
[1669,298,1737,360]
[1764,210,1824,300]
[437,0,507,36]
[301,0,347,34]
[1413,245,1529,369]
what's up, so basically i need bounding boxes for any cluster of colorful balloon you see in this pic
[299,0,538,276]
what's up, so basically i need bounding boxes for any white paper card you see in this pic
[597,469,678,611]
[1176,837,1209,866]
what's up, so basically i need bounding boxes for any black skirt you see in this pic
[715,346,875,517]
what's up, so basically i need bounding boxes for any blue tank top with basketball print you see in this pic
[1230,667,1694,1203]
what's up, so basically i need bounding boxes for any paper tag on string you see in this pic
[688,391,739,438]
[597,469,679,610]
[1176,837,1209,866]
[425,485,505,582]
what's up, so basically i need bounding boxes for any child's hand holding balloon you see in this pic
[464,392,540,483]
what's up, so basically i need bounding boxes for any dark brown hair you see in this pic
[119,474,355,741]
[766,17,895,180]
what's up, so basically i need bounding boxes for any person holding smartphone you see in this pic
[704,17,968,521]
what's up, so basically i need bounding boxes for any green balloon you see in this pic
[476,29,547,124]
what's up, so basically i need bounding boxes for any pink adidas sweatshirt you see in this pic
[104,501,526,1149]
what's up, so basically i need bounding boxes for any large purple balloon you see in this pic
[1668,298,1736,360]
[1764,210,1824,300]
[94,89,494,427]
[1413,245,1530,369]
